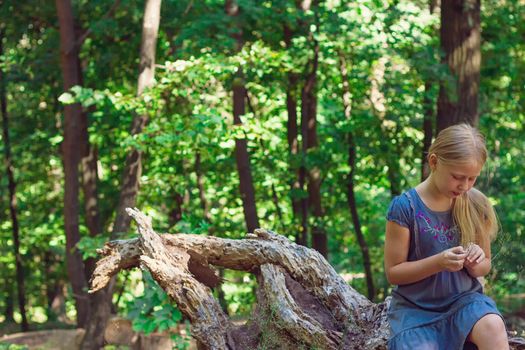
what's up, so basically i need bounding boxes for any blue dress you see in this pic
[386,188,504,350]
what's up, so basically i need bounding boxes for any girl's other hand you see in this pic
[464,243,485,266]
[440,246,467,272]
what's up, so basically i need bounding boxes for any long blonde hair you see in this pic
[427,124,499,246]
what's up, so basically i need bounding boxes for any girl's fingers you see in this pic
[476,251,485,264]
[469,251,482,263]
[466,246,485,264]
[467,248,478,260]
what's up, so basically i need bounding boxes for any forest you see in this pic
[1,0,524,349]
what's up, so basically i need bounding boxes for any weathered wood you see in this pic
[90,208,524,349]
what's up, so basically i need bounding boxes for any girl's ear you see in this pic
[428,154,438,171]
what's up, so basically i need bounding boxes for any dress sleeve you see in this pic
[386,194,412,228]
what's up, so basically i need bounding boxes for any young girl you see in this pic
[384,124,509,350]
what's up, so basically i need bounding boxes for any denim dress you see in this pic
[386,188,503,350]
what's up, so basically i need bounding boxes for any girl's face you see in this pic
[429,156,483,199]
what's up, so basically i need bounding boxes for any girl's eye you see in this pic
[452,175,461,180]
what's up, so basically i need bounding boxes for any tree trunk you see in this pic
[437,0,481,132]
[55,0,89,327]
[195,151,228,312]
[299,1,326,256]
[168,191,184,227]
[226,0,260,233]
[113,0,161,236]
[421,81,434,181]
[80,117,101,278]
[1,29,28,332]
[82,1,162,348]
[44,251,67,322]
[370,57,401,198]
[195,152,211,221]
[283,24,302,244]
[90,208,525,349]
[339,52,375,301]
[4,280,14,323]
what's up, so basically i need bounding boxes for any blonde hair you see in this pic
[428,124,498,246]
[453,187,499,246]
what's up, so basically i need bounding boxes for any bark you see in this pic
[339,53,375,301]
[437,0,481,132]
[90,208,525,350]
[81,1,162,348]
[226,0,260,233]
[55,0,89,327]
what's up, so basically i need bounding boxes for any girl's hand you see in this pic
[439,246,467,272]
[464,243,485,266]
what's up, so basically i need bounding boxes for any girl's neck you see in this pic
[416,177,453,212]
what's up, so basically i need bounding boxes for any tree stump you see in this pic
[89,208,525,350]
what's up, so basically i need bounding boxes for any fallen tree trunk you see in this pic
[90,208,525,349]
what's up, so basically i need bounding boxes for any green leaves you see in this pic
[127,272,184,337]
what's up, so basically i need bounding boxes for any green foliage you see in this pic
[0,344,28,350]
[77,235,110,260]
[126,272,189,348]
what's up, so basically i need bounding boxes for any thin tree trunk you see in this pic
[4,281,15,323]
[44,251,67,322]
[80,114,101,278]
[339,52,375,301]
[226,0,259,233]
[195,151,228,312]
[437,0,481,132]
[370,57,401,198]
[421,81,433,181]
[300,1,326,256]
[386,153,401,197]
[283,23,303,244]
[55,0,90,327]
[195,152,210,221]
[168,191,184,227]
[113,0,161,236]
[1,30,28,331]
[82,1,162,348]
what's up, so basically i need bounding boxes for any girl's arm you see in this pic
[384,221,467,285]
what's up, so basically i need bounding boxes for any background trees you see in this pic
[1,0,524,344]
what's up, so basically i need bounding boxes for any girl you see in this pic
[384,124,509,350]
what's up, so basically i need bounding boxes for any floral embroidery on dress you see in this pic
[416,211,459,245]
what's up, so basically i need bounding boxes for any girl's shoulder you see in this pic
[386,189,415,228]
[388,188,415,210]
